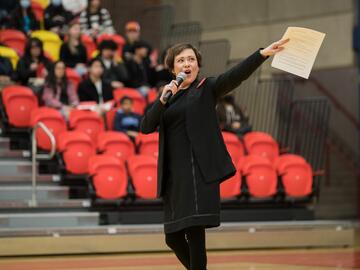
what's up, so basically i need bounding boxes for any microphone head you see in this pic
[176,72,187,81]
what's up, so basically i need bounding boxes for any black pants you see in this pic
[165,226,207,270]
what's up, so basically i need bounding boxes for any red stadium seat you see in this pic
[127,155,157,199]
[2,85,38,127]
[222,131,244,163]
[105,107,117,130]
[96,34,126,57]
[275,154,313,197]
[220,158,242,199]
[65,68,81,90]
[136,132,159,158]
[69,110,105,143]
[244,131,279,162]
[31,107,67,150]
[31,1,44,21]
[58,131,95,174]
[97,131,135,161]
[147,88,158,104]
[241,155,277,198]
[81,34,96,60]
[0,30,27,56]
[113,88,146,115]
[88,155,128,199]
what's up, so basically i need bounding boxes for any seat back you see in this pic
[244,131,279,162]
[31,30,62,61]
[89,155,128,199]
[97,131,135,161]
[0,46,19,69]
[127,155,157,199]
[69,110,105,143]
[2,86,38,127]
[113,88,146,115]
[58,131,95,174]
[0,30,27,56]
[222,131,244,163]
[65,68,81,90]
[136,132,159,158]
[97,34,126,57]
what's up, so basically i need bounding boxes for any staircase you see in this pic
[0,136,99,230]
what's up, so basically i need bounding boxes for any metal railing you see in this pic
[29,122,56,207]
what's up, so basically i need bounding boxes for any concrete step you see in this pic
[0,212,99,228]
[315,203,358,219]
[0,160,35,177]
[0,186,69,201]
[0,199,91,210]
[0,174,60,184]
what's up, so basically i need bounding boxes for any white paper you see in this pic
[271,27,325,79]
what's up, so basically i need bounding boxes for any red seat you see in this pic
[105,107,117,130]
[275,154,313,197]
[244,131,279,162]
[97,131,135,161]
[147,88,158,104]
[81,34,96,60]
[222,131,244,163]
[0,30,27,56]
[58,131,95,174]
[31,1,44,21]
[113,88,146,115]
[31,107,67,150]
[96,34,126,57]
[88,155,128,199]
[220,158,242,199]
[2,85,38,127]
[69,110,105,143]
[136,132,159,158]
[127,155,157,199]
[65,68,81,90]
[241,155,277,198]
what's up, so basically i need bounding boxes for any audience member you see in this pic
[114,96,142,140]
[42,60,79,118]
[44,0,74,38]
[79,0,115,38]
[9,0,40,35]
[96,39,128,89]
[0,56,14,85]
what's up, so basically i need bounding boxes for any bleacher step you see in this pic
[0,212,99,228]
[0,174,60,184]
[0,186,69,201]
[0,199,91,211]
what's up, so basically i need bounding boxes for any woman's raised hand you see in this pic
[260,38,290,57]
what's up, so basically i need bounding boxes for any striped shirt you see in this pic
[79,8,115,37]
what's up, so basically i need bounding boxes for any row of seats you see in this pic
[0,29,126,64]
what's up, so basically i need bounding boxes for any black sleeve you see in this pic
[212,49,268,100]
[140,99,166,134]
[77,81,91,101]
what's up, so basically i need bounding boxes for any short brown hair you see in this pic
[164,43,202,72]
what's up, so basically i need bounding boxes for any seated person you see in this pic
[216,95,252,136]
[9,0,40,35]
[0,1,17,28]
[0,56,14,85]
[77,58,113,113]
[44,0,74,38]
[15,37,52,89]
[114,96,142,140]
[60,20,88,74]
[42,60,79,118]
[79,0,115,38]
[125,41,156,97]
[96,39,128,89]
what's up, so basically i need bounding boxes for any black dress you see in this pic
[162,88,221,234]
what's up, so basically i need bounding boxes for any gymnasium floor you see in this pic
[1,247,359,270]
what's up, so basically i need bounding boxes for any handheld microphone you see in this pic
[163,72,187,103]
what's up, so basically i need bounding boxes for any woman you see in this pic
[9,0,40,35]
[79,0,115,38]
[60,20,88,74]
[15,37,52,86]
[140,39,289,270]
[42,60,79,118]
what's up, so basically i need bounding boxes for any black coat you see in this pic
[77,78,114,103]
[140,49,267,198]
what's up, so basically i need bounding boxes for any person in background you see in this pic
[78,58,113,111]
[125,40,156,97]
[122,21,152,62]
[15,37,52,89]
[42,60,79,118]
[9,0,40,35]
[96,39,128,89]
[216,94,252,136]
[114,96,142,141]
[79,0,115,39]
[60,20,88,75]
[0,56,14,86]
[0,1,17,28]
[44,0,74,38]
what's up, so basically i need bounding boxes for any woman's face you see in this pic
[30,44,41,58]
[173,48,199,87]
[69,23,81,39]
[54,62,66,79]
[90,0,101,10]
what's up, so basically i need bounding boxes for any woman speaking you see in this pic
[140,38,289,270]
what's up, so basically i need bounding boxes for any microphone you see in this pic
[163,72,187,103]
